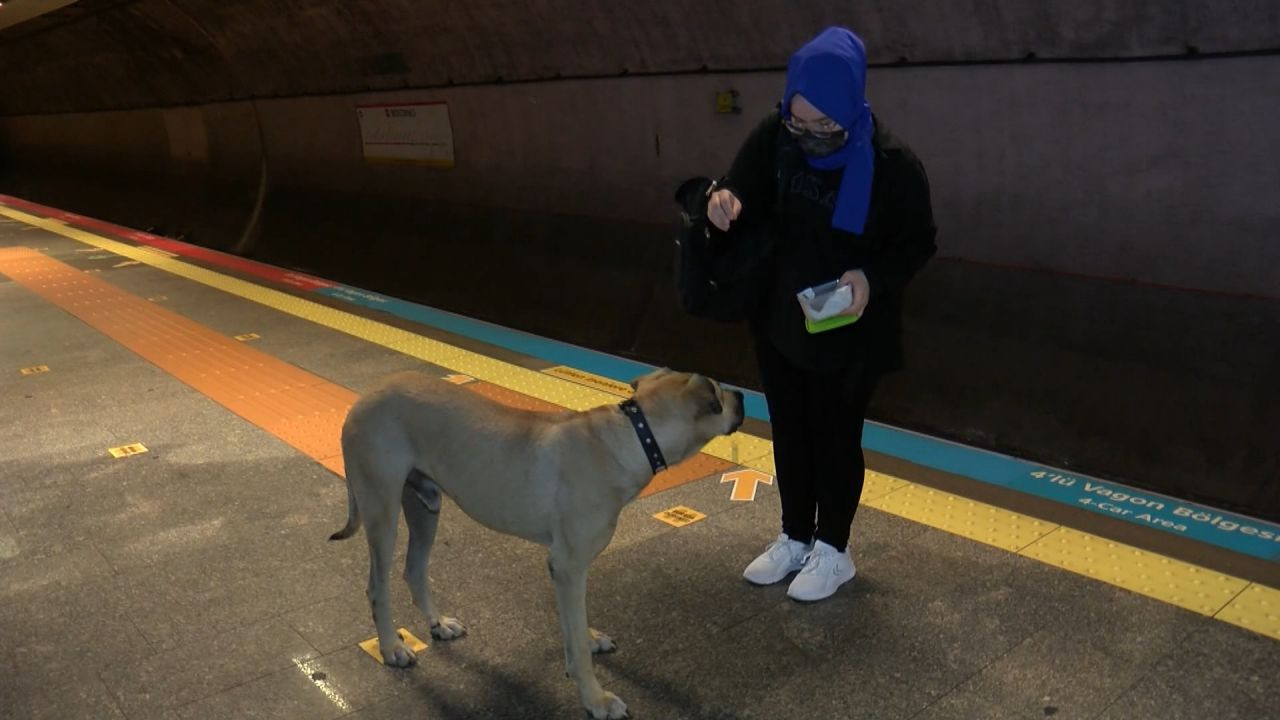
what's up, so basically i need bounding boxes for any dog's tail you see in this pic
[328,478,361,541]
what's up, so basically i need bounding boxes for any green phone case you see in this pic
[805,313,859,334]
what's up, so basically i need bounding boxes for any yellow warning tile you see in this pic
[866,482,1057,552]
[861,470,907,504]
[19,365,49,375]
[738,450,775,475]
[654,506,706,528]
[108,443,148,458]
[1020,527,1249,616]
[234,333,261,342]
[358,628,428,664]
[1215,583,1280,641]
[702,432,774,468]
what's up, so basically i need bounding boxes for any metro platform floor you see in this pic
[0,197,1277,720]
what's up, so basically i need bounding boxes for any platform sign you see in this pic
[1016,469,1280,560]
[355,101,455,167]
[544,366,633,397]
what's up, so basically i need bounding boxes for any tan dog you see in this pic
[330,367,745,719]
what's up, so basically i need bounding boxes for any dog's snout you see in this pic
[727,389,746,433]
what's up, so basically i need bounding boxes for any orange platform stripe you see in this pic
[0,246,728,496]
[0,246,356,471]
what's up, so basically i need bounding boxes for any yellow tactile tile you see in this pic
[861,470,907,504]
[1215,583,1280,641]
[702,433,774,469]
[1020,527,1250,616]
[865,482,1057,552]
[738,451,775,475]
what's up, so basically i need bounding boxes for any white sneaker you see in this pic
[743,533,812,585]
[786,540,856,602]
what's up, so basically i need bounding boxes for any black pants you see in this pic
[755,339,879,550]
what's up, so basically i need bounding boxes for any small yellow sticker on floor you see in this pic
[109,443,149,458]
[20,365,49,375]
[234,333,261,341]
[359,628,429,664]
[654,506,706,528]
[443,374,474,385]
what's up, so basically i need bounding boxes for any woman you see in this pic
[709,27,937,601]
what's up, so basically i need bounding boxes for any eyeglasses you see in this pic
[783,115,845,139]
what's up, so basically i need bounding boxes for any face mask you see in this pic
[795,130,848,158]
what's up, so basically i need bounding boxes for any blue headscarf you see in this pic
[781,27,875,234]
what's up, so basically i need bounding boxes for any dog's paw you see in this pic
[431,616,466,641]
[589,628,617,654]
[380,640,418,668]
[584,690,628,719]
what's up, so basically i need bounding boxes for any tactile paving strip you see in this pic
[1020,527,1250,616]
[0,246,355,470]
[2,205,771,475]
[1215,583,1280,639]
[860,470,908,504]
[5,206,1279,642]
[867,482,1057,552]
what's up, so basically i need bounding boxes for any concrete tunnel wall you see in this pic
[4,56,1279,296]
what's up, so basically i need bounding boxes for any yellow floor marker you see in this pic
[108,443,149,458]
[358,628,429,664]
[720,469,773,502]
[19,365,49,375]
[654,506,706,528]
[234,333,261,341]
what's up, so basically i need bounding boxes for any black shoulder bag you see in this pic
[671,176,774,323]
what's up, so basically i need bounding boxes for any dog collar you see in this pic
[619,398,668,475]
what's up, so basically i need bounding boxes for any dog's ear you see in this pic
[685,374,722,415]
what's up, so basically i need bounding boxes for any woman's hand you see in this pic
[838,269,870,317]
[707,188,742,231]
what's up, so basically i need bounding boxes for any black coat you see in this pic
[722,110,938,376]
